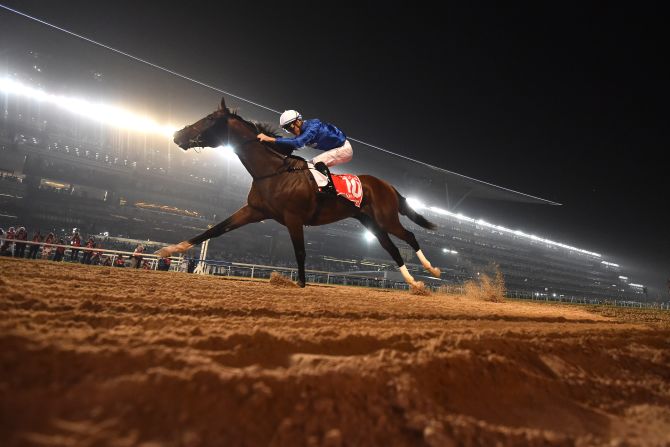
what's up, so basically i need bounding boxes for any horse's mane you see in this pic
[228,110,294,156]
[255,122,282,139]
[229,110,280,138]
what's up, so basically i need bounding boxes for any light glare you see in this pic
[216,145,237,161]
[0,77,176,137]
[406,197,425,211]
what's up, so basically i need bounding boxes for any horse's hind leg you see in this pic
[156,205,265,257]
[368,203,441,278]
[386,225,441,278]
[355,214,423,287]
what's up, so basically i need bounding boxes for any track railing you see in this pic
[0,237,182,270]
[1,237,668,310]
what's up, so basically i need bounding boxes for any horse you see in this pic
[157,97,441,289]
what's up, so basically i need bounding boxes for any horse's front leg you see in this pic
[285,217,307,288]
[156,205,266,257]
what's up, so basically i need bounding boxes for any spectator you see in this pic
[114,254,126,267]
[81,237,95,264]
[70,232,82,261]
[102,255,113,267]
[131,244,144,269]
[1,226,15,256]
[28,230,42,259]
[187,257,197,274]
[53,238,66,262]
[90,245,103,266]
[14,227,28,258]
[42,233,55,259]
[158,257,171,271]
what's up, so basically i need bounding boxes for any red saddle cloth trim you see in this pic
[330,174,363,207]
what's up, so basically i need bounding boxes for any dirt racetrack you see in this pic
[1,258,670,446]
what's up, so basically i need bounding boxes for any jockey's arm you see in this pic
[257,133,276,143]
[273,122,319,149]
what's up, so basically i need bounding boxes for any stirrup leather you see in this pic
[314,162,336,195]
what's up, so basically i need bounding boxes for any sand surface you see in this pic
[1,258,669,446]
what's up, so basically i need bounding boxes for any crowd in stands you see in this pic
[0,223,394,276]
[0,172,23,183]
[0,226,171,270]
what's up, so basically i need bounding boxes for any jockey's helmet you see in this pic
[279,110,302,128]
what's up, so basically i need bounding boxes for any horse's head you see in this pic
[173,97,231,150]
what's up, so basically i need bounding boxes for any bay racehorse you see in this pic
[158,97,441,288]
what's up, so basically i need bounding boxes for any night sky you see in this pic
[1,2,668,294]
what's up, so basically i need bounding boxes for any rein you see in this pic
[237,137,309,181]
[186,112,309,181]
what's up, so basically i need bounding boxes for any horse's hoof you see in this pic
[429,267,441,278]
[410,281,430,296]
[297,280,306,288]
[176,241,193,252]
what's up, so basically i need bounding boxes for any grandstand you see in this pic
[0,48,647,300]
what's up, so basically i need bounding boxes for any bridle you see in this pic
[185,111,308,181]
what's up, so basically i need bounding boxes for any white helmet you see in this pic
[279,110,302,128]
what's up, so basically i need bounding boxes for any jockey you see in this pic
[257,110,352,195]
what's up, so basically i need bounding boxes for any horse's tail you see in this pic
[394,188,437,230]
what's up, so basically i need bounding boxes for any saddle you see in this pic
[306,161,363,207]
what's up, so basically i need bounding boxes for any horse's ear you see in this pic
[220,97,227,111]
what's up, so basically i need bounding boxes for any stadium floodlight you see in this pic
[629,283,644,288]
[618,276,628,280]
[442,248,448,253]
[421,196,605,258]
[454,213,475,223]
[0,77,176,137]
[406,197,426,211]
[601,261,620,267]
[364,230,376,242]
[430,206,450,216]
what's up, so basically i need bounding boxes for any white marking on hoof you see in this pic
[156,241,193,258]
[155,247,172,258]
[399,265,416,285]
[416,250,440,277]
[175,241,194,253]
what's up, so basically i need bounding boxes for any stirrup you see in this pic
[319,181,337,196]
[314,161,330,176]
[314,162,337,196]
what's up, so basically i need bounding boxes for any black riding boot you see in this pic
[314,162,337,196]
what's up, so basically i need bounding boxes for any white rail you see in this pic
[1,237,668,310]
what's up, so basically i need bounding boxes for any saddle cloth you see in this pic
[307,163,363,207]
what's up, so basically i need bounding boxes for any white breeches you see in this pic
[311,140,353,167]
